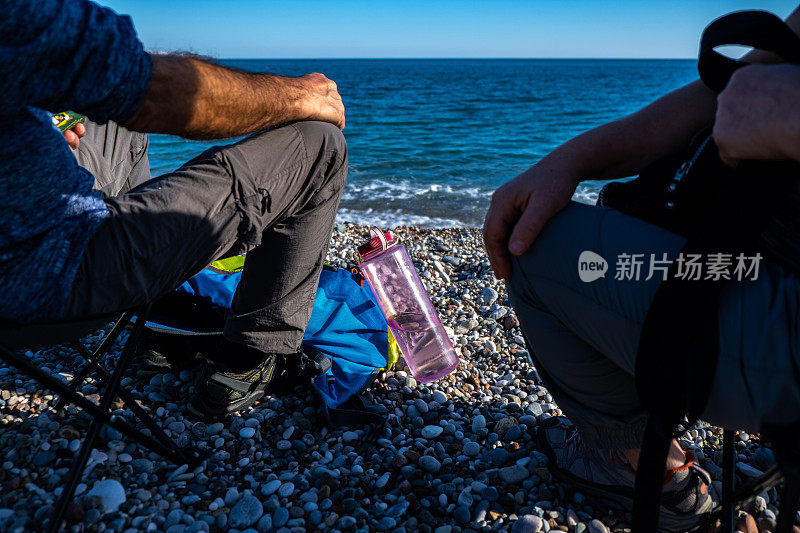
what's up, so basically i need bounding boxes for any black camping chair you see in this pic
[713,426,800,533]
[0,306,201,532]
[635,419,799,532]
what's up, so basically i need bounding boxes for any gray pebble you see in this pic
[419,455,442,473]
[261,479,282,496]
[463,441,481,457]
[421,425,443,439]
[239,427,256,439]
[273,507,290,528]
[414,398,429,414]
[511,514,543,533]
[472,415,486,433]
[587,519,608,533]
[499,465,529,484]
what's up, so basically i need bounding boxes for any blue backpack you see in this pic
[145,256,400,426]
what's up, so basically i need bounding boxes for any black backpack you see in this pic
[597,10,800,532]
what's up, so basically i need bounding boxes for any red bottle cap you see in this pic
[358,226,396,262]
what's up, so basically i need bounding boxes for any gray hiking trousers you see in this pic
[507,201,800,450]
[63,119,348,355]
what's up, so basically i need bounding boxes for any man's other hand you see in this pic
[297,73,345,130]
[64,122,86,150]
[714,63,800,166]
[483,164,577,280]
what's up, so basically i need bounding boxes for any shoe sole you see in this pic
[186,390,267,420]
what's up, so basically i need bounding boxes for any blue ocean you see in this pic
[147,59,698,228]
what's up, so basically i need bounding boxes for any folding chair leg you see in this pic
[0,343,189,462]
[52,313,133,413]
[48,307,157,533]
[48,404,106,533]
[775,478,800,533]
[0,308,198,532]
[722,428,736,533]
[68,338,182,453]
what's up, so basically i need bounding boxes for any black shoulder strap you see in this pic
[302,347,384,427]
[633,11,800,530]
[699,10,800,92]
[302,347,332,374]
[322,394,385,427]
[633,161,774,531]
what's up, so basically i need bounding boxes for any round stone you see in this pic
[480,287,499,305]
[256,514,273,533]
[86,479,126,512]
[463,441,481,457]
[454,505,470,524]
[511,514,544,533]
[421,425,444,439]
[239,427,256,439]
[377,516,397,531]
[224,487,239,506]
[414,398,429,414]
[419,455,442,473]
[260,479,282,496]
[587,519,609,533]
[278,482,295,498]
[499,465,529,484]
[273,507,289,528]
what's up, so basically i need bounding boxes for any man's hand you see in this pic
[296,73,345,130]
[483,163,578,279]
[714,63,800,166]
[63,122,86,150]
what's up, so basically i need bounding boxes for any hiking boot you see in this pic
[187,355,279,419]
[186,339,295,419]
[135,335,204,376]
[537,416,716,532]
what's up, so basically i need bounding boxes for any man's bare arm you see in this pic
[123,55,345,139]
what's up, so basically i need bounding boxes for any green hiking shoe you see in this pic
[537,416,717,532]
[186,338,298,419]
[187,354,279,419]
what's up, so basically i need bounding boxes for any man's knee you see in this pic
[506,202,599,312]
[294,121,348,198]
[293,120,347,161]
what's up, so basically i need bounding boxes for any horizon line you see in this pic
[211,56,696,61]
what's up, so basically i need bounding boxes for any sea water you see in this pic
[146,59,697,228]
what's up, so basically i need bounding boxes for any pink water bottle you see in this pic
[358,227,459,383]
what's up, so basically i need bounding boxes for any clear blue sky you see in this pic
[100,0,797,59]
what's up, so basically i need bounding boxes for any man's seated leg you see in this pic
[506,202,714,529]
[190,121,349,418]
[61,121,347,417]
[74,119,151,197]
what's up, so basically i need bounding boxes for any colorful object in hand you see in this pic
[52,111,86,133]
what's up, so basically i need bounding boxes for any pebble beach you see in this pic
[0,225,788,533]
